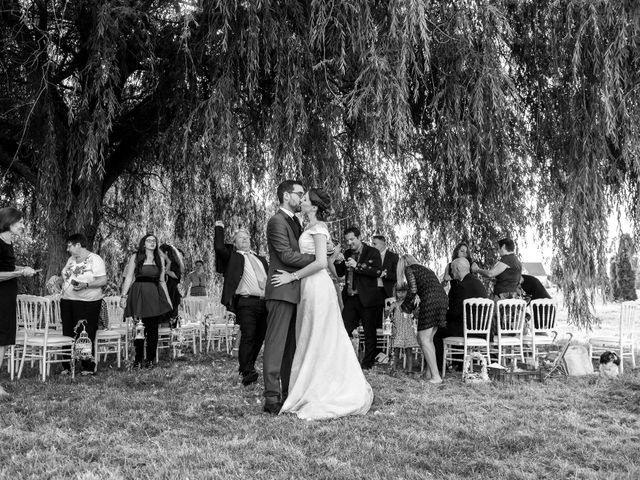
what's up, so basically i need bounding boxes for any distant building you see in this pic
[521,262,549,286]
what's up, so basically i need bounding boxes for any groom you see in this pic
[262,180,315,414]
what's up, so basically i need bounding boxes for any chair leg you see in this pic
[619,346,625,374]
[441,344,447,379]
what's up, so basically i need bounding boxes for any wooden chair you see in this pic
[442,298,494,378]
[492,299,527,367]
[589,301,639,373]
[523,299,557,367]
[16,295,74,381]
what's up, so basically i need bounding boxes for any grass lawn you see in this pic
[1,299,639,479]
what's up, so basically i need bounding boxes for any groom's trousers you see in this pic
[263,300,297,404]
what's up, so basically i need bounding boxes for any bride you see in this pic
[271,188,373,420]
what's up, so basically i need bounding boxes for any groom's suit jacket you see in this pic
[335,243,383,308]
[264,209,315,304]
[214,225,269,311]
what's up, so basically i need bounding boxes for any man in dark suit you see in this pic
[262,180,315,413]
[214,221,269,386]
[434,258,488,371]
[335,227,383,369]
[372,235,399,326]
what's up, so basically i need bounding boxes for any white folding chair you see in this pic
[204,304,235,353]
[589,301,639,373]
[103,296,129,360]
[16,296,74,381]
[2,345,16,380]
[523,299,557,367]
[492,299,527,367]
[442,298,494,378]
[95,327,122,369]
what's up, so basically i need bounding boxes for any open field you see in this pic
[1,300,639,480]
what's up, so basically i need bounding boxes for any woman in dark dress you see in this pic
[120,234,172,368]
[159,244,184,326]
[0,208,38,396]
[397,254,448,384]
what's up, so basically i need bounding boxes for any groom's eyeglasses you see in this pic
[291,191,305,198]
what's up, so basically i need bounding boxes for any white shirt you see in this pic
[377,248,387,287]
[235,252,266,297]
[279,207,295,219]
[61,253,106,301]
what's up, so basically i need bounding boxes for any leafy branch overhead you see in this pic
[1,0,639,328]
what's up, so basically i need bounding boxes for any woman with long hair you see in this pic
[397,254,448,384]
[0,208,38,397]
[441,242,478,284]
[120,234,172,368]
[159,243,184,325]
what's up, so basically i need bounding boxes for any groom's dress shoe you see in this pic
[263,402,282,415]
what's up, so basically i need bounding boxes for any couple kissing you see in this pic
[261,181,373,420]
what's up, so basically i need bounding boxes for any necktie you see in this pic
[293,216,302,237]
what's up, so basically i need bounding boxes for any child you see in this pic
[387,285,419,373]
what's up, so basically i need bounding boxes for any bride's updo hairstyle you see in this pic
[308,188,332,221]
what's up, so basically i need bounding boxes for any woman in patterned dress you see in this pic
[397,254,448,384]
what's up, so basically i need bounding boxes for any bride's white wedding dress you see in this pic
[280,222,373,420]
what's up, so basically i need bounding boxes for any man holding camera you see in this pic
[334,227,383,370]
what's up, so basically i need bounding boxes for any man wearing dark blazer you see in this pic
[372,235,399,325]
[262,180,315,414]
[434,258,488,371]
[335,227,384,369]
[214,221,269,386]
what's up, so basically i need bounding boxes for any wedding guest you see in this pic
[520,274,551,301]
[326,239,345,310]
[334,227,384,369]
[159,244,184,325]
[434,258,488,372]
[520,274,552,328]
[473,238,522,299]
[441,242,478,284]
[372,235,398,326]
[214,221,269,386]
[397,254,448,383]
[184,260,209,296]
[0,208,37,397]
[120,234,172,368]
[387,285,419,373]
[59,233,108,375]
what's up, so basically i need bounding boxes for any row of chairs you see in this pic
[3,295,238,381]
[442,298,640,377]
[442,298,558,378]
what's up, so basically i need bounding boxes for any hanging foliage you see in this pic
[1,0,639,328]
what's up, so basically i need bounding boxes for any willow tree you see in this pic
[0,1,190,277]
[2,1,639,328]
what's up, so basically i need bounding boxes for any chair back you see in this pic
[17,295,52,333]
[182,297,209,320]
[463,298,494,338]
[496,299,527,334]
[103,296,126,328]
[620,301,640,341]
[44,294,63,331]
[529,299,556,332]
